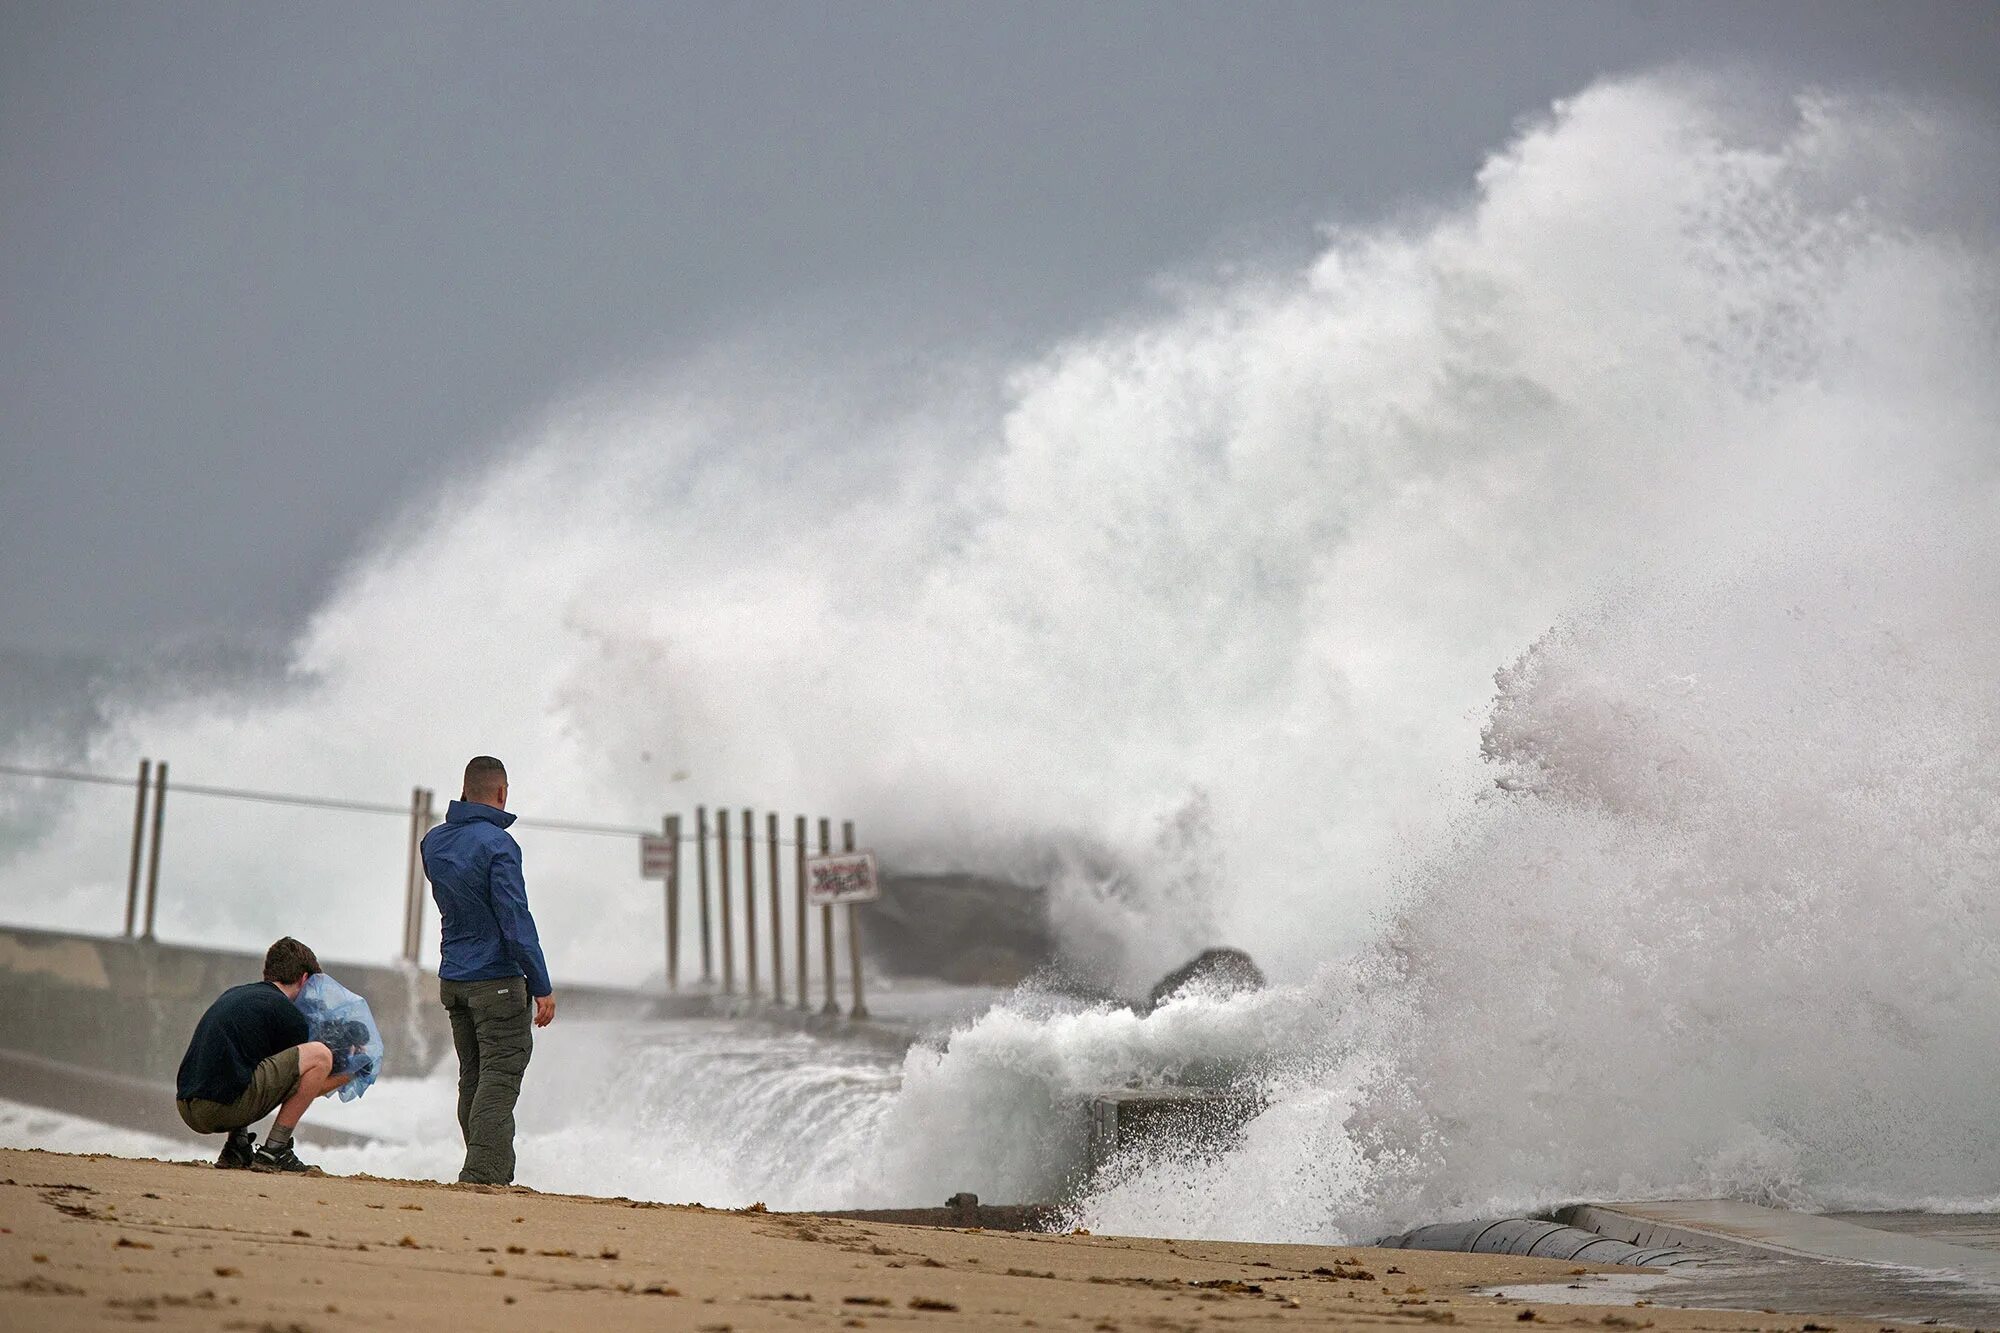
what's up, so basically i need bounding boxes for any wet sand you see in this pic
[0,1147,1920,1331]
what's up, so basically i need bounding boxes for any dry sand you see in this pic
[0,1147,1901,1332]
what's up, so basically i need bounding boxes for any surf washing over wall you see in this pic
[6,72,2000,1238]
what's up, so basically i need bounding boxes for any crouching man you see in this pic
[174,936,350,1173]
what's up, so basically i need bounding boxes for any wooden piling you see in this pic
[740,807,758,999]
[794,814,809,1011]
[767,812,783,1001]
[843,819,868,1019]
[718,807,735,994]
[819,816,838,1016]
[696,805,713,983]
[664,814,682,991]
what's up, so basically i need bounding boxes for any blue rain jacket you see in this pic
[421,800,553,997]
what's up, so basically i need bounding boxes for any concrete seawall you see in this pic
[0,923,661,1090]
[0,922,943,1148]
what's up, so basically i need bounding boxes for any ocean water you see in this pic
[0,1019,900,1207]
[4,70,1999,1241]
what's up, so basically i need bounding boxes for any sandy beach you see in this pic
[0,1148,1905,1333]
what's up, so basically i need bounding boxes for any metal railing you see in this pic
[0,759,873,1016]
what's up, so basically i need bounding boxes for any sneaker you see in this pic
[215,1128,256,1170]
[250,1141,316,1174]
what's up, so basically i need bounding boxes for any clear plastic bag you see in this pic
[294,972,385,1102]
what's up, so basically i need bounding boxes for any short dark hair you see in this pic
[263,937,320,985]
[463,754,507,800]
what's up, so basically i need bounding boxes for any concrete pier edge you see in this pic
[1558,1200,2000,1278]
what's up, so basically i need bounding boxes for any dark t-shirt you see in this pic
[175,981,309,1104]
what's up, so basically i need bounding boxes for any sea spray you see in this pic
[1,71,1996,1233]
[304,1020,904,1206]
[863,981,1314,1209]
[1051,533,2000,1240]
[6,76,1993,985]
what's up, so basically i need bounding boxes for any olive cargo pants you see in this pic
[440,976,533,1185]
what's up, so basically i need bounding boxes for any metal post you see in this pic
[696,805,712,983]
[123,759,151,937]
[417,789,440,961]
[141,761,167,940]
[413,787,438,963]
[402,786,425,963]
[426,788,439,944]
[664,814,681,992]
[794,815,809,1011]
[818,816,838,1016]
[718,807,734,994]
[767,812,783,1002]
[844,819,868,1019]
[741,807,758,999]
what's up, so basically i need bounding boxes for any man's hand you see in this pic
[534,992,556,1028]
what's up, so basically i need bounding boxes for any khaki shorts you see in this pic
[177,1046,303,1134]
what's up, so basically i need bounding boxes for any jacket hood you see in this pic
[444,799,517,830]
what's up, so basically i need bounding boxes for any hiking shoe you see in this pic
[250,1141,316,1174]
[215,1128,256,1169]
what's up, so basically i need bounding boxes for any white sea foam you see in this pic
[0,1099,194,1162]
[4,71,1998,1237]
[309,1020,902,1208]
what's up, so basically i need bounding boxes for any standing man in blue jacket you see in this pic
[421,755,555,1185]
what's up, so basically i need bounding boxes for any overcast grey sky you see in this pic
[3,1,1995,658]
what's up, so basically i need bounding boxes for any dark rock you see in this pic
[1143,947,1265,1013]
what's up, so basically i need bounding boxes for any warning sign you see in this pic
[639,834,676,880]
[804,851,879,906]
